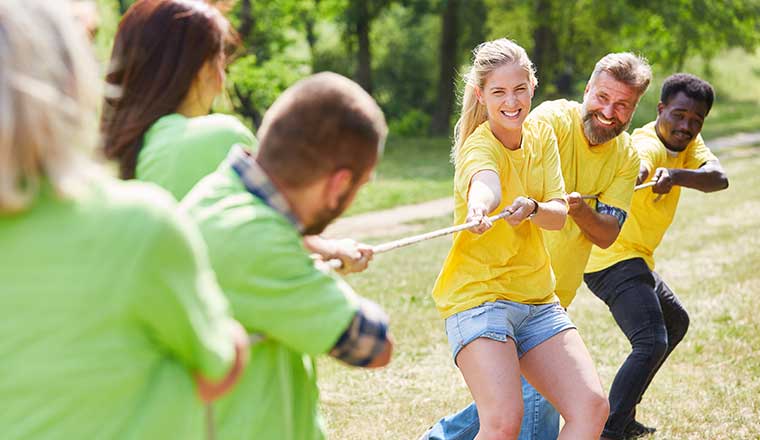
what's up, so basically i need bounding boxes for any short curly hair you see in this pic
[660,73,715,114]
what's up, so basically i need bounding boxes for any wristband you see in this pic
[527,197,539,219]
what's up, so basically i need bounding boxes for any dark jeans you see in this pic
[584,258,689,440]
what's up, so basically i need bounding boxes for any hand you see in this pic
[504,196,536,227]
[652,167,674,194]
[466,202,493,234]
[330,239,374,274]
[566,192,588,218]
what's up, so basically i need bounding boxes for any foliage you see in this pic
[99,0,760,136]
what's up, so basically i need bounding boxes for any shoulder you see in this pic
[523,118,557,153]
[460,122,500,155]
[187,114,256,145]
[631,122,663,156]
[529,99,577,128]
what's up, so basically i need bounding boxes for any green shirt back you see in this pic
[0,177,235,440]
[137,113,257,200]
[182,166,358,440]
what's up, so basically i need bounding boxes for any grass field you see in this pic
[318,147,760,439]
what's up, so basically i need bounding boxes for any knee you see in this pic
[479,410,523,440]
[632,331,669,366]
[670,310,690,346]
[565,389,609,427]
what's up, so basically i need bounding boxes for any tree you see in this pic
[430,0,460,135]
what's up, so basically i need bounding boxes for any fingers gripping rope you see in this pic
[322,210,514,270]
[325,181,658,268]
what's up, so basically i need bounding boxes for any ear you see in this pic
[657,102,664,116]
[324,168,354,210]
[474,85,485,105]
[583,82,591,96]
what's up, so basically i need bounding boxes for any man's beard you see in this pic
[302,189,353,236]
[581,103,630,145]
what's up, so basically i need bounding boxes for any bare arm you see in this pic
[641,160,729,194]
[466,170,502,234]
[195,320,249,403]
[567,192,621,249]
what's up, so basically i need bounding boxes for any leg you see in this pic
[585,261,669,440]
[637,272,690,400]
[457,338,524,440]
[518,377,560,440]
[520,329,609,440]
[425,379,559,440]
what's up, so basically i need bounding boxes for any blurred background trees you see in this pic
[98,0,760,137]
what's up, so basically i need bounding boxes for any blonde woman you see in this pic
[0,1,246,438]
[430,38,608,440]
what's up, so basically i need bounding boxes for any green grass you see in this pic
[318,148,760,439]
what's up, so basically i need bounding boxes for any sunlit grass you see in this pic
[319,148,760,439]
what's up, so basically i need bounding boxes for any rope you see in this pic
[323,181,657,269]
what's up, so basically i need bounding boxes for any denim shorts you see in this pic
[445,300,575,364]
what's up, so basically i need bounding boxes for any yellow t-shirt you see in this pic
[431,119,566,319]
[528,100,640,307]
[586,121,718,272]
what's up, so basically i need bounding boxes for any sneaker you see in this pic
[623,420,656,439]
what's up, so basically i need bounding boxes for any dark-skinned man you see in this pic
[585,73,729,440]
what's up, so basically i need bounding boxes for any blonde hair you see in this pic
[589,52,652,97]
[452,38,537,159]
[0,0,101,213]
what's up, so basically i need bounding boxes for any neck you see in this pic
[176,87,211,118]
[489,121,522,150]
[256,159,318,230]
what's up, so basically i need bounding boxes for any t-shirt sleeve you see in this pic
[454,136,501,199]
[135,205,236,381]
[539,124,566,201]
[685,134,718,169]
[599,136,641,211]
[227,220,359,356]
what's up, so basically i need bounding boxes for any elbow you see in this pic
[594,228,620,249]
[195,326,249,403]
[718,175,729,191]
[595,238,615,249]
[366,337,393,369]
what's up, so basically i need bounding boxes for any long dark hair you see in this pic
[101,0,236,179]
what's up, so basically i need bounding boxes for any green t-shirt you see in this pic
[137,113,257,200]
[0,176,235,440]
[181,166,359,440]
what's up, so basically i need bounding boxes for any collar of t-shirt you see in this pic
[228,144,305,233]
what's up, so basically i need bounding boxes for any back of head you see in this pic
[660,73,715,114]
[0,0,100,213]
[453,38,537,158]
[589,52,652,99]
[101,0,234,179]
[256,72,387,188]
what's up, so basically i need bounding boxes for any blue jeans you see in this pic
[425,378,560,440]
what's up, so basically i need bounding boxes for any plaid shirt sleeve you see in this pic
[329,297,389,367]
[596,200,628,228]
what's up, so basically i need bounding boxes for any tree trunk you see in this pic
[354,1,373,93]
[532,0,558,96]
[430,0,460,136]
[238,0,254,43]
